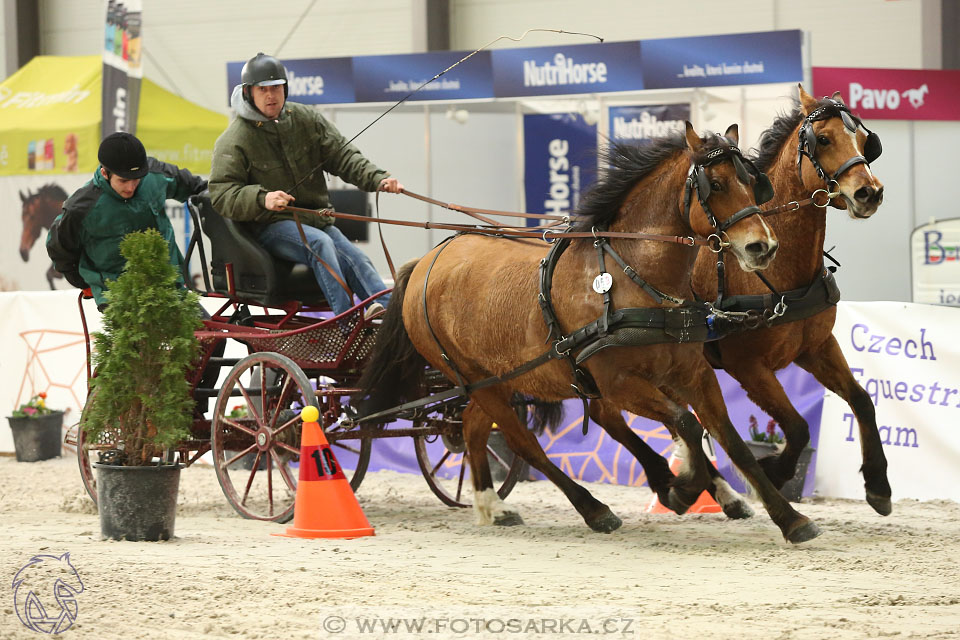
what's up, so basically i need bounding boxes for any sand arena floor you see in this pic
[1,455,959,639]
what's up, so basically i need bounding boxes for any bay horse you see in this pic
[687,84,889,513]
[20,184,68,289]
[360,123,821,543]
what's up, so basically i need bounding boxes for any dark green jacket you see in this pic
[46,159,206,307]
[208,95,388,231]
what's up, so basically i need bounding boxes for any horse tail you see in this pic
[355,259,427,418]
[510,394,565,436]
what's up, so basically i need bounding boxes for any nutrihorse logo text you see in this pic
[12,553,84,634]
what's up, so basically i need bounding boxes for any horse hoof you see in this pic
[587,510,622,533]
[666,489,693,515]
[866,492,892,516]
[784,519,822,544]
[493,511,524,526]
[721,499,754,520]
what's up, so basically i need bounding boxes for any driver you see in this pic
[209,52,399,320]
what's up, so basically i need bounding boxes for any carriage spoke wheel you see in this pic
[211,352,315,523]
[76,387,120,505]
[413,426,524,508]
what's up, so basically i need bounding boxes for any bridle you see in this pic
[796,100,882,187]
[683,138,774,250]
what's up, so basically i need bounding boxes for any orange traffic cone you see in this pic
[645,446,722,515]
[275,406,374,539]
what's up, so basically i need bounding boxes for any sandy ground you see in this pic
[1,454,959,640]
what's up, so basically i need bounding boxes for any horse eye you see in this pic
[710,181,722,192]
[817,135,830,146]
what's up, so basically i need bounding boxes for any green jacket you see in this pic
[46,159,206,307]
[208,93,388,231]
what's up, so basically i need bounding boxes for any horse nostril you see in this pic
[872,186,884,204]
[855,186,876,202]
[766,240,779,260]
[745,241,768,257]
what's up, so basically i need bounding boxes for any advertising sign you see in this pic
[523,113,597,225]
[101,0,142,136]
[226,57,355,106]
[911,218,960,305]
[608,104,690,145]
[813,67,960,121]
[815,301,960,501]
[639,30,802,89]
[492,41,642,97]
[353,50,493,102]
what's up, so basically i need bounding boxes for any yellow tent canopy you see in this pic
[0,55,226,176]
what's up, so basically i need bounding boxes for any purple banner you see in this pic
[523,113,597,225]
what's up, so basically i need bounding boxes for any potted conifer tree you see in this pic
[82,229,200,541]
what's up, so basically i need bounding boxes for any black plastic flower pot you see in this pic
[7,411,64,462]
[94,463,181,541]
[744,440,815,503]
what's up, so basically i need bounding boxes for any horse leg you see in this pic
[461,401,523,526]
[588,398,675,507]
[472,389,622,533]
[657,388,754,520]
[796,336,891,515]
[684,362,821,543]
[723,360,812,490]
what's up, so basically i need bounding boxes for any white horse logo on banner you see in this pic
[901,84,929,109]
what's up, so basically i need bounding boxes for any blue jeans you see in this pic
[256,221,391,316]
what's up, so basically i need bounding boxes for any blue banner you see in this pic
[226,56,355,105]
[639,30,803,89]
[225,30,803,104]
[493,41,642,97]
[352,50,493,102]
[523,113,597,225]
[608,104,690,145]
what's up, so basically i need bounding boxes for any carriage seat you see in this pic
[196,191,371,308]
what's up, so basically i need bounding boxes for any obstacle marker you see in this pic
[275,406,375,539]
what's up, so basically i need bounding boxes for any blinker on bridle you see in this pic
[683,139,774,251]
[796,99,883,185]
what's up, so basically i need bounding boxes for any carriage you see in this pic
[68,193,526,523]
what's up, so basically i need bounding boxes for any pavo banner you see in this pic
[523,113,597,227]
[101,0,143,136]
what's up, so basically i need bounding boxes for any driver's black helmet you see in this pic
[98,132,148,179]
[241,52,288,102]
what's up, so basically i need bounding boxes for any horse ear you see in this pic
[19,190,26,202]
[684,121,702,153]
[724,124,740,146]
[831,91,846,105]
[798,83,819,115]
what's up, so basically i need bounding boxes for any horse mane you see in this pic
[751,96,835,172]
[571,131,724,232]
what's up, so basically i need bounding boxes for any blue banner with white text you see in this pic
[491,41,642,97]
[608,104,690,145]
[523,113,597,225]
[352,50,493,102]
[639,30,803,89]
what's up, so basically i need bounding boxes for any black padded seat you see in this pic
[195,191,371,308]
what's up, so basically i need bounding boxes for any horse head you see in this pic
[20,185,65,261]
[682,122,778,272]
[797,84,884,219]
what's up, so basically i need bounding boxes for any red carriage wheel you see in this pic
[211,352,315,523]
[75,388,121,505]
[413,425,524,508]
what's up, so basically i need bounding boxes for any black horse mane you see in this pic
[27,183,69,202]
[750,96,835,172]
[571,131,724,232]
